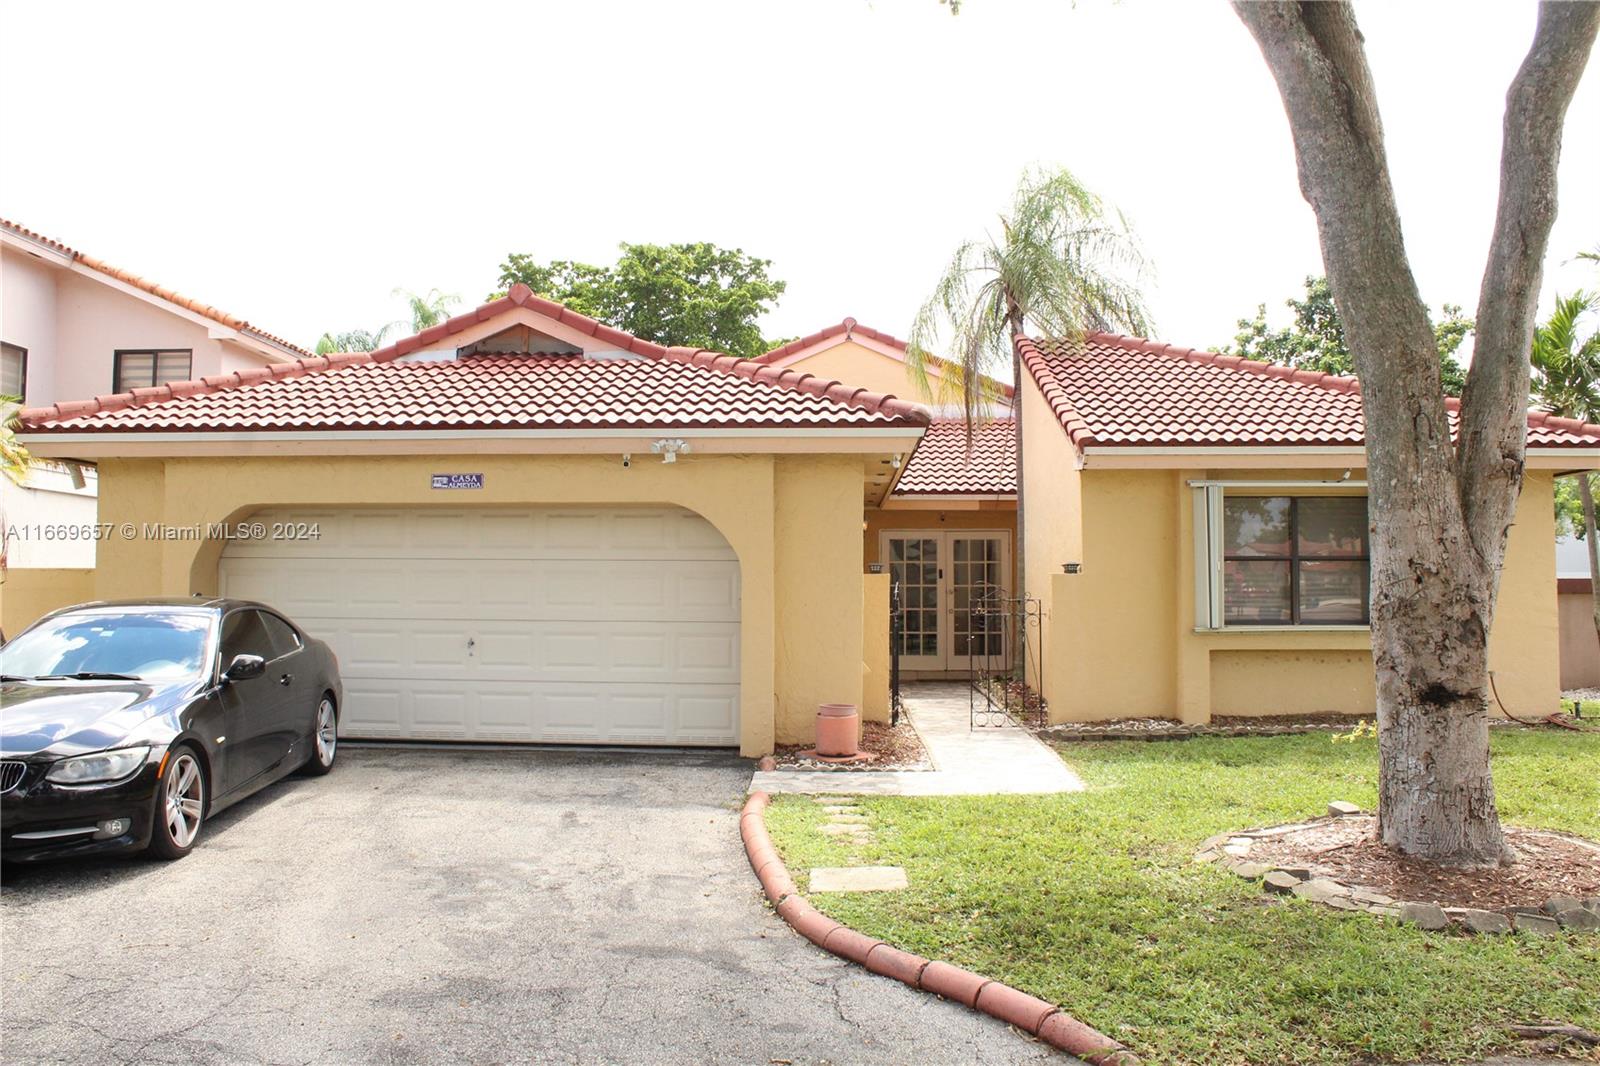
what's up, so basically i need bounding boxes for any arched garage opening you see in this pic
[217,505,741,746]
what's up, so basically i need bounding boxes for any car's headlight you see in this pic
[45,746,151,786]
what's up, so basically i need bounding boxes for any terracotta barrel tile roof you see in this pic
[757,317,1015,399]
[757,317,913,364]
[1020,332,1600,450]
[1,217,311,358]
[894,418,1017,495]
[20,286,929,434]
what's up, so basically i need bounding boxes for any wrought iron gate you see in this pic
[965,584,1047,729]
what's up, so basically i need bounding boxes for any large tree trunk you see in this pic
[1235,1,1598,865]
[1582,475,1600,644]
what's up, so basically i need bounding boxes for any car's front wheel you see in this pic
[148,746,205,861]
[301,695,337,776]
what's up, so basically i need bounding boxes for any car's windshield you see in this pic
[0,609,214,682]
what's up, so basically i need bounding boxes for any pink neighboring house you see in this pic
[0,218,306,568]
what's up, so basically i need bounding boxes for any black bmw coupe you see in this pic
[1,599,342,863]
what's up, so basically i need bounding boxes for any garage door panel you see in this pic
[331,679,740,745]
[220,506,740,746]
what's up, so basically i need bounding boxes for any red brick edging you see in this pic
[741,792,1139,1065]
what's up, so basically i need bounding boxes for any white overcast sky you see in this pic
[1,0,1595,363]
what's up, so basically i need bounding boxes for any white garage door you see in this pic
[218,507,740,746]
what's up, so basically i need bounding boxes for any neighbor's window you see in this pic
[1222,496,1369,625]
[114,349,192,392]
[1,342,25,398]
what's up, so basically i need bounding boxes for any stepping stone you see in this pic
[820,805,859,815]
[819,824,869,838]
[809,866,909,893]
[828,814,870,824]
[1327,801,1361,817]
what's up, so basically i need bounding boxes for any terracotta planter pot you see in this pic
[815,703,860,757]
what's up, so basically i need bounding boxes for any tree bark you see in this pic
[1582,475,1600,644]
[1234,1,1599,865]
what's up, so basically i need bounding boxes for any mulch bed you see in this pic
[771,718,931,772]
[1244,816,1600,911]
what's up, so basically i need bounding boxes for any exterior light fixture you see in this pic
[1063,562,1082,574]
[651,439,690,463]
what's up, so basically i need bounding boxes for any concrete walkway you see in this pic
[750,683,1085,796]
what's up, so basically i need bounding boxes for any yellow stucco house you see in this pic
[745,322,1599,726]
[11,300,1598,752]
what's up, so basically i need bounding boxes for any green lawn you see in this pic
[763,730,1600,1066]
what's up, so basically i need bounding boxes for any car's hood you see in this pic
[0,679,194,758]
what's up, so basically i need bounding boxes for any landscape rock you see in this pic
[1324,897,1363,911]
[1276,866,1313,881]
[1584,896,1600,914]
[1222,842,1252,857]
[1263,871,1302,895]
[1556,907,1600,932]
[1460,909,1512,934]
[1349,887,1395,906]
[1230,861,1272,880]
[1399,902,1451,931]
[1512,913,1561,937]
[1327,801,1361,817]
[1542,895,1582,916]
[1194,850,1222,864]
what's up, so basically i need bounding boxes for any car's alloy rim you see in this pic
[317,699,337,765]
[165,754,203,848]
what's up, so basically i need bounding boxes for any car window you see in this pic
[0,609,213,681]
[260,613,302,659]
[219,610,275,664]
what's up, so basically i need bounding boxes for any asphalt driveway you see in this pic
[1,747,1062,1065]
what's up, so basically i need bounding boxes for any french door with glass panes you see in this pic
[882,530,1011,672]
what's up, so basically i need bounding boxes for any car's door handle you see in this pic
[278,673,293,686]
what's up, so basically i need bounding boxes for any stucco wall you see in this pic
[1559,585,1600,690]
[1,247,58,405]
[1043,464,1563,722]
[0,568,95,637]
[774,455,867,740]
[774,339,942,403]
[1019,370,1083,700]
[74,452,879,756]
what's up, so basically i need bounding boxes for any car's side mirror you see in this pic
[223,654,266,682]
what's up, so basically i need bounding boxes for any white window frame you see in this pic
[1190,478,1370,632]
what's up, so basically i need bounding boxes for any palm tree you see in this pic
[314,329,385,356]
[390,288,459,336]
[315,288,460,355]
[1532,289,1600,643]
[1,396,30,486]
[907,167,1152,691]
